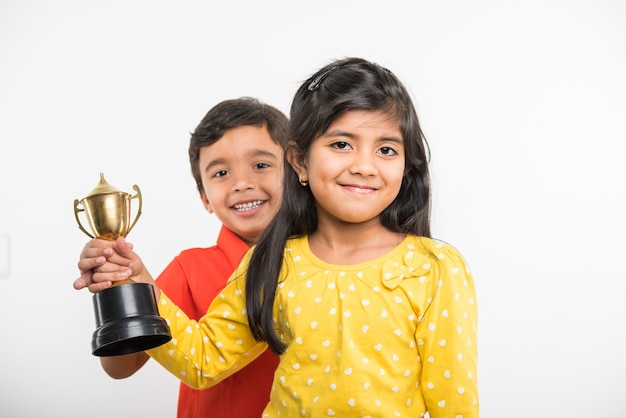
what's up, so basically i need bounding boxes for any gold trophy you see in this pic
[74,173,171,356]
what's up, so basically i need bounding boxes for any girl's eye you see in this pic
[255,162,270,169]
[378,147,397,156]
[331,141,352,150]
[213,170,228,178]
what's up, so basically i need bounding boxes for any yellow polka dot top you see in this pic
[148,235,479,418]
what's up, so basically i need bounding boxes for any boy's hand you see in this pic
[74,237,159,298]
[74,238,134,293]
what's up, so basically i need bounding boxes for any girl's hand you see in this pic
[99,237,159,298]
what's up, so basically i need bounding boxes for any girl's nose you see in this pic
[349,151,378,176]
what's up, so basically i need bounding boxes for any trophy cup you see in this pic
[74,173,171,356]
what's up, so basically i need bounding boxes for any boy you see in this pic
[74,97,288,417]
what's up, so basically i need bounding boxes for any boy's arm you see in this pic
[84,237,266,389]
[74,237,156,379]
[100,352,150,379]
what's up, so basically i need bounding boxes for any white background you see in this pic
[1,0,625,417]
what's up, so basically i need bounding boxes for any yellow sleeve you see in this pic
[146,260,269,389]
[416,243,479,417]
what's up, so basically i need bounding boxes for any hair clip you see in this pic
[307,66,339,91]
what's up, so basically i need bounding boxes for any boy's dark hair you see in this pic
[246,57,433,354]
[189,97,289,194]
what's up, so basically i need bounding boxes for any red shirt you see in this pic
[156,226,278,418]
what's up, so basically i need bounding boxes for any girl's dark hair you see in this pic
[246,57,432,354]
[188,97,289,194]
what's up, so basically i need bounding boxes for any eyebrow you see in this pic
[203,149,280,173]
[322,130,404,145]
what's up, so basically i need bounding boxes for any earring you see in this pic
[299,177,309,187]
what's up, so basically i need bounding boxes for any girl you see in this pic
[82,57,479,417]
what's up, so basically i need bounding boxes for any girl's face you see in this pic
[293,109,405,227]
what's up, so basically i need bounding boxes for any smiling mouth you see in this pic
[343,184,376,194]
[233,200,264,211]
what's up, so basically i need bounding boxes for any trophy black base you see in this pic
[92,282,172,357]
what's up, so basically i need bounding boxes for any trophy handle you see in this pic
[127,185,142,235]
[74,199,95,239]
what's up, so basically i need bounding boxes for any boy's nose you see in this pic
[233,174,254,191]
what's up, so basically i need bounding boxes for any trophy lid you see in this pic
[85,173,125,197]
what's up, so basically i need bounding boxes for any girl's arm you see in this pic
[102,238,269,389]
[146,284,269,389]
[417,244,479,417]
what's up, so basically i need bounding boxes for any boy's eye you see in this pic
[255,162,270,169]
[378,147,397,156]
[213,170,228,178]
[331,141,352,150]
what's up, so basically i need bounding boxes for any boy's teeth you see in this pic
[234,200,263,210]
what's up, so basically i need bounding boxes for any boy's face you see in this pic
[198,125,283,246]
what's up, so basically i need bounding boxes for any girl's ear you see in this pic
[199,189,214,214]
[286,141,308,183]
